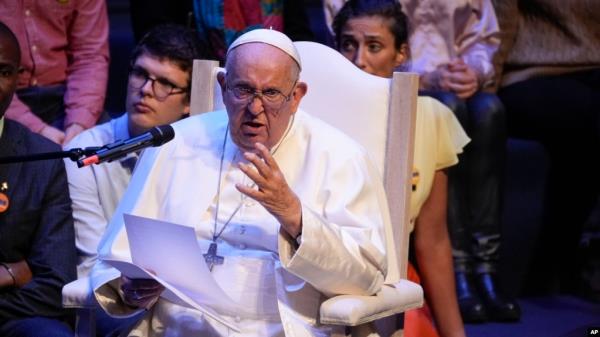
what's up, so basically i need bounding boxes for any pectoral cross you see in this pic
[203,242,224,271]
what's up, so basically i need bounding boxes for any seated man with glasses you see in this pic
[88,29,390,336]
[63,24,203,336]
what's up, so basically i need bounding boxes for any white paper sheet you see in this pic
[104,213,250,331]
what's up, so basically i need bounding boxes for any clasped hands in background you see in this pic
[40,123,85,145]
[425,58,479,99]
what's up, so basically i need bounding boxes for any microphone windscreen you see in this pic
[150,125,175,146]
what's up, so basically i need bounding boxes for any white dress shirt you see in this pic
[64,114,137,277]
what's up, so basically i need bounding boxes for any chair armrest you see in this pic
[320,279,423,326]
[62,277,97,308]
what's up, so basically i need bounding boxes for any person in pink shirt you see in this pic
[0,0,109,145]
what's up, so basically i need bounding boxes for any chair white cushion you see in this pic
[320,280,423,326]
[62,277,97,308]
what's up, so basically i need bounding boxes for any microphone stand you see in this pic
[0,147,103,165]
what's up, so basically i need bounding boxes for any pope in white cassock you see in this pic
[90,29,392,337]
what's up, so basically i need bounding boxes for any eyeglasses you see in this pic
[225,79,297,111]
[128,66,188,101]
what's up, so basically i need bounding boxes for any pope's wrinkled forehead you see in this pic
[226,29,302,71]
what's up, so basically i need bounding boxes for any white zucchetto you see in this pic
[227,29,302,70]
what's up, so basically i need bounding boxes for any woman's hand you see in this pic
[421,59,479,99]
[445,59,478,99]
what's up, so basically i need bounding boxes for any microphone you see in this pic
[77,125,175,167]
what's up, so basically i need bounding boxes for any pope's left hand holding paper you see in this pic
[103,214,242,331]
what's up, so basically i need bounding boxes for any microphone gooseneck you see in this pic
[77,125,175,168]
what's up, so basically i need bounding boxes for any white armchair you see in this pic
[294,41,423,335]
[62,277,96,337]
[62,42,423,336]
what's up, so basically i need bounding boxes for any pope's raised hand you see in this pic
[236,142,302,238]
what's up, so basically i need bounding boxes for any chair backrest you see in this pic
[190,59,224,114]
[294,41,418,282]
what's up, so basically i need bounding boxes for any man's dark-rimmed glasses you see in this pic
[128,66,188,101]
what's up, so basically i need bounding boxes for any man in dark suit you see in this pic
[0,21,76,337]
